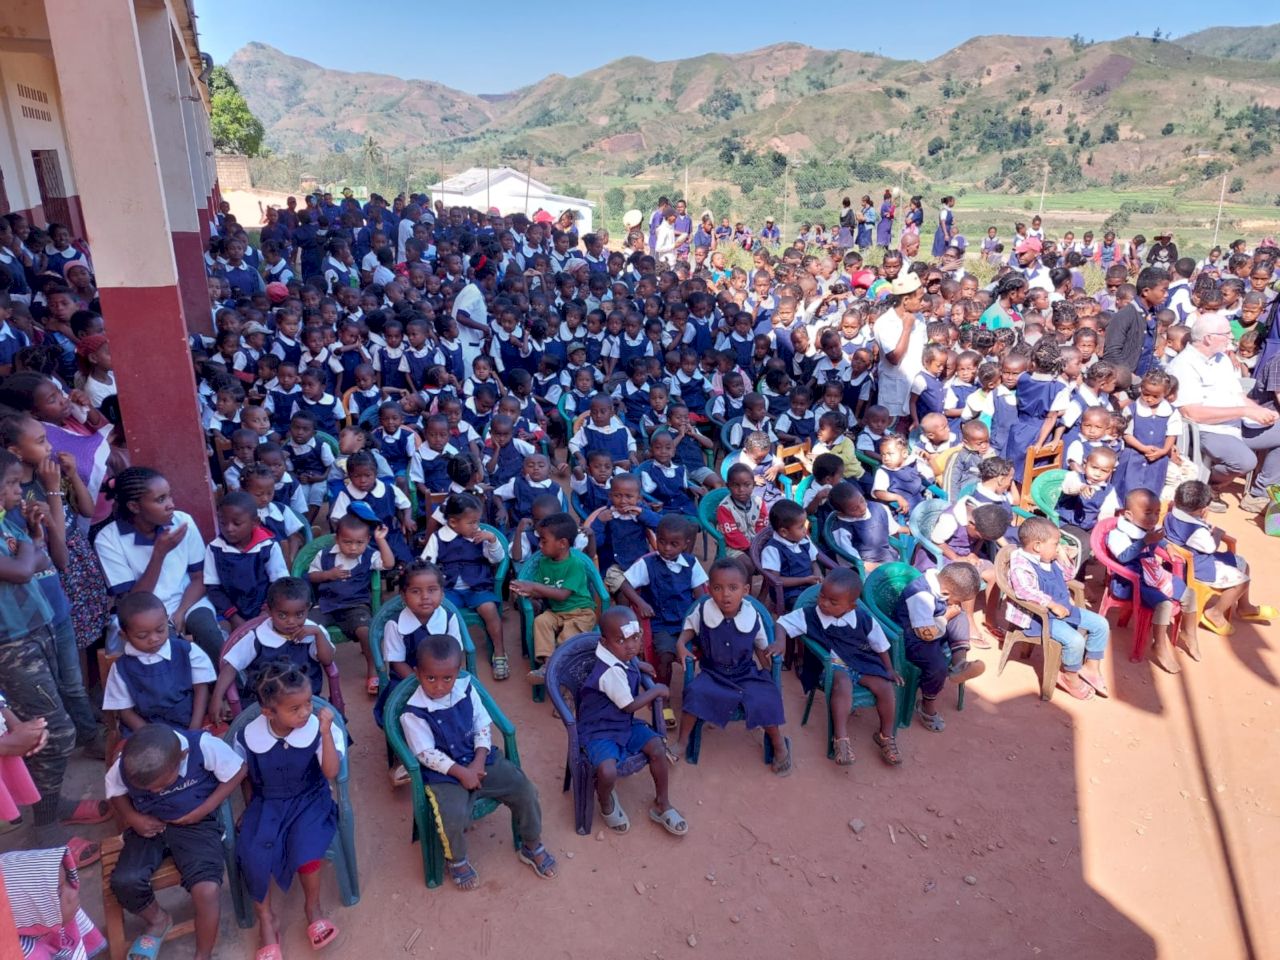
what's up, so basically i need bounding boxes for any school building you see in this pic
[0,0,220,533]
[428,167,596,233]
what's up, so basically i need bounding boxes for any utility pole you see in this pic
[525,155,533,217]
[1038,159,1049,217]
[1212,171,1227,247]
[684,164,689,203]
[782,158,789,244]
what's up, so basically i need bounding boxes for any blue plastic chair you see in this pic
[368,595,478,687]
[718,416,744,453]
[696,487,730,560]
[222,697,359,927]
[545,632,665,835]
[820,513,867,579]
[909,498,950,566]
[382,673,522,887]
[682,596,782,764]
[288,506,314,544]
[720,450,794,499]
[517,549,610,702]
[793,585,913,758]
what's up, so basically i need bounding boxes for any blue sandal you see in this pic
[446,858,480,890]
[518,843,558,879]
[126,918,172,960]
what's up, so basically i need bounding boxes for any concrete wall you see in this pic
[215,153,252,191]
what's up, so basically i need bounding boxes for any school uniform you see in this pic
[207,409,241,441]
[323,256,355,295]
[989,385,1018,460]
[570,420,635,465]
[778,603,892,694]
[872,458,935,512]
[708,393,745,422]
[625,552,707,654]
[401,345,436,389]
[223,262,263,298]
[892,570,970,699]
[943,379,978,429]
[1116,400,1180,498]
[612,380,652,430]
[204,529,288,622]
[674,370,711,416]
[256,501,304,545]
[577,642,662,767]
[399,677,542,860]
[570,475,613,516]
[682,598,784,728]
[0,322,31,370]
[223,620,326,708]
[373,427,417,476]
[1163,508,1248,588]
[331,480,413,562]
[829,503,898,564]
[263,259,295,287]
[307,542,386,639]
[422,526,504,608]
[910,370,947,420]
[234,713,344,902]
[1057,471,1119,530]
[408,443,458,494]
[273,473,310,520]
[591,507,662,574]
[1005,549,1110,671]
[104,729,244,914]
[1005,373,1070,481]
[284,438,336,505]
[290,394,344,438]
[263,383,302,436]
[493,475,565,525]
[102,636,217,730]
[759,535,818,606]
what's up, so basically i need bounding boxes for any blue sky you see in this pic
[193,1,1272,94]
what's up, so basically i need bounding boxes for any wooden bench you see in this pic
[100,835,196,960]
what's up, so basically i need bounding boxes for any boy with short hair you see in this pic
[514,513,600,683]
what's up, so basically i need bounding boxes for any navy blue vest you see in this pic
[641,462,694,515]
[486,441,526,488]
[404,689,496,784]
[617,382,651,426]
[803,605,880,665]
[248,629,323,696]
[577,657,641,746]
[1057,477,1112,528]
[376,347,409,391]
[892,575,946,638]
[210,541,274,618]
[267,386,302,435]
[1163,512,1226,582]
[417,451,453,493]
[288,441,327,478]
[583,425,630,463]
[915,371,945,418]
[117,638,195,729]
[237,725,327,800]
[404,349,435,390]
[639,554,697,629]
[122,729,219,820]
[317,548,374,612]
[374,429,413,474]
[1020,559,1078,637]
[511,477,558,522]
[833,507,896,564]
[433,534,495,592]
[883,464,927,510]
[676,373,708,414]
[294,396,340,437]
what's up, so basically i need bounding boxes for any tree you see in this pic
[209,66,265,156]
[604,187,626,214]
[1229,176,1245,194]
[361,136,385,191]
[1099,122,1120,143]
[1161,122,1175,136]
[927,136,946,156]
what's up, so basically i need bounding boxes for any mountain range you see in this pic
[226,28,1280,198]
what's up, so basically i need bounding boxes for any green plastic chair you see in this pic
[720,451,794,499]
[794,584,912,759]
[448,524,511,661]
[1030,469,1066,525]
[288,506,314,543]
[860,562,965,724]
[908,499,950,566]
[368,595,478,686]
[517,549,609,702]
[382,673,521,888]
[291,535,383,643]
[696,487,730,560]
[316,431,340,460]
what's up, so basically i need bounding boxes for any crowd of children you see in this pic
[0,193,1278,957]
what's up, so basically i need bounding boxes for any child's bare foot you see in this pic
[1150,634,1181,674]
[1078,665,1109,698]
[1181,627,1204,660]
[1055,672,1096,701]
[447,858,480,891]
[144,906,173,940]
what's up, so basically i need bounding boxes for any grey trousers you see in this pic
[424,755,541,862]
[1198,420,1280,496]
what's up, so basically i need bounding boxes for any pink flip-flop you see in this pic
[307,919,338,951]
[62,798,111,825]
[66,836,101,868]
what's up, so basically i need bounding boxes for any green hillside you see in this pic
[1175,24,1280,61]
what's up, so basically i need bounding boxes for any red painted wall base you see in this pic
[98,284,215,538]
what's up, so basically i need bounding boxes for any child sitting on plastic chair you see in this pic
[1005,517,1110,701]
[398,634,556,890]
[827,482,905,571]
[677,560,791,775]
[580,607,687,837]
[775,567,901,767]
[513,513,599,685]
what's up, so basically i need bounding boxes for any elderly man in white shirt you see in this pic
[1167,314,1280,513]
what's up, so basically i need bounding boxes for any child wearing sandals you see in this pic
[1005,517,1110,701]
[582,607,688,838]
[234,664,345,958]
[676,560,791,775]
[105,724,246,960]
[398,632,557,889]
[775,568,902,767]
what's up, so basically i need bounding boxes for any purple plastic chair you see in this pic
[545,632,666,836]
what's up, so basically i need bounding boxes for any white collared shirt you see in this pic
[234,712,346,762]
[399,677,492,775]
[623,552,708,591]
[101,639,217,710]
[106,729,244,798]
[682,599,768,649]
[776,606,889,653]
[760,536,818,574]
[95,511,215,619]
[222,619,325,673]
[1167,347,1247,438]
[381,605,463,663]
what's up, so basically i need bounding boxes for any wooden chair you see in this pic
[994,545,1086,701]
[98,649,121,763]
[100,806,237,960]
[1020,440,1063,513]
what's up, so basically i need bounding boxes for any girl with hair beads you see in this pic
[234,663,345,955]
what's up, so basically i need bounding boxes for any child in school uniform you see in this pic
[619,515,707,692]
[330,452,416,565]
[667,403,721,489]
[513,513,600,683]
[1105,488,1199,674]
[1064,406,1114,473]
[775,386,816,445]
[493,452,567,527]
[1164,481,1275,635]
[1004,343,1070,482]
[1116,369,1180,499]
[570,395,637,473]
[308,512,394,696]
[211,577,336,721]
[637,431,702,515]
[105,724,246,960]
[291,370,344,438]
[103,592,216,734]
[944,420,993,499]
[421,493,509,681]
[372,402,419,478]
[724,394,777,450]
[909,344,949,430]
[801,453,845,532]
[398,633,556,888]
[892,562,986,732]
[872,435,935,515]
[578,607,687,837]
[234,663,345,952]
[914,413,960,477]
[759,501,823,652]
[776,567,902,766]
[1058,447,1120,566]
[804,412,864,482]
[826,482,905,570]
[204,492,289,630]
[737,431,788,508]
[284,412,335,517]
[677,560,791,775]
[1006,517,1110,700]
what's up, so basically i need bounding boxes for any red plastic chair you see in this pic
[220,614,346,716]
[1090,517,1183,663]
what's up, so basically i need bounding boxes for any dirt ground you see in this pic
[5,495,1278,960]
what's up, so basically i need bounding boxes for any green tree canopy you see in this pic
[209,65,265,157]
